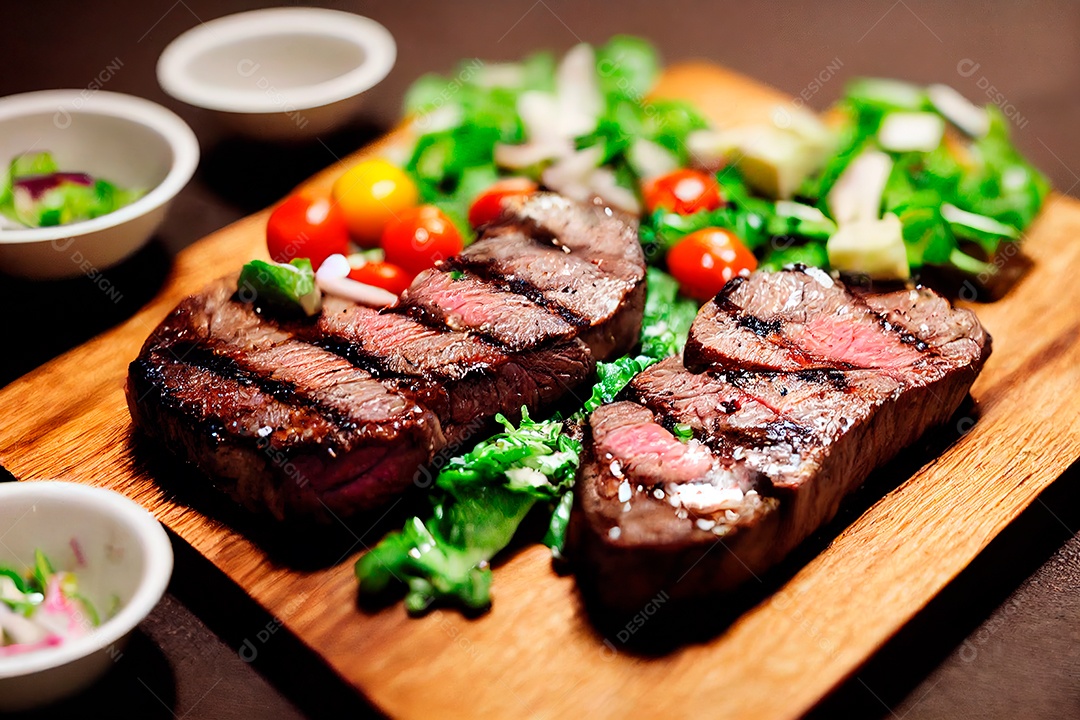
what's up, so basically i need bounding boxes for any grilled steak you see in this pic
[568,268,990,612]
[128,193,645,521]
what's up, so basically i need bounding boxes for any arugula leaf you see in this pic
[759,240,829,271]
[595,35,659,100]
[356,410,581,613]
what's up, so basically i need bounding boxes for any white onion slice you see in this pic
[878,112,946,153]
[494,137,573,170]
[541,145,605,203]
[928,84,990,138]
[827,149,893,226]
[555,43,601,138]
[316,254,397,307]
[628,138,679,180]
[588,167,642,215]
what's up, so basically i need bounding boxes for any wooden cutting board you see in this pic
[2,63,1079,720]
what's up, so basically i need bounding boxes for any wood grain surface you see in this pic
[1,63,1078,720]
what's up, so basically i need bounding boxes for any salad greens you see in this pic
[358,38,1051,615]
[0,550,100,655]
[402,36,707,235]
[355,268,697,613]
[0,152,143,229]
[655,78,1047,283]
[802,79,1049,278]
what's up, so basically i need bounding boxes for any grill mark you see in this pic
[847,289,933,353]
[323,333,502,383]
[444,256,592,328]
[737,314,783,337]
[715,273,931,370]
[713,295,839,370]
[130,354,345,458]
[630,371,820,460]
[396,270,579,353]
[178,344,363,433]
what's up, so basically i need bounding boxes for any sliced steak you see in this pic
[568,401,780,611]
[398,268,577,351]
[685,266,936,373]
[128,193,644,521]
[489,193,645,284]
[128,279,440,520]
[447,193,646,362]
[569,271,991,612]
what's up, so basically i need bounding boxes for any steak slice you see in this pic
[314,296,594,428]
[127,279,441,520]
[489,193,645,284]
[684,266,937,374]
[398,268,577,351]
[128,193,644,521]
[447,198,647,362]
[569,271,991,612]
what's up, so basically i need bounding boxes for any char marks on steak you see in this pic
[569,268,991,612]
[127,193,645,521]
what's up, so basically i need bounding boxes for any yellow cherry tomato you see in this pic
[332,159,418,246]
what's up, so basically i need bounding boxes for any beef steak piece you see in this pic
[569,269,990,612]
[128,193,645,521]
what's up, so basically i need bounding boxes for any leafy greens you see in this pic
[355,268,698,613]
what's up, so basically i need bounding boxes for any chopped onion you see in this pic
[587,168,642,215]
[827,148,893,226]
[517,90,561,140]
[555,43,601,138]
[877,112,946,152]
[928,84,990,138]
[541,145,605,203]
[411,104,463,134]
[473,62,526,89]
[627,138,679,180]
[316,254,397,307]
[494,137,573,170]
[941,203,1019,240]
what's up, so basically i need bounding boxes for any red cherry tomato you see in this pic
[347,261,413,296]
[642,169,724,215]
[266,194,350,269]
[468,177,539,229]
[667,228,757,301]
[381,205,464,276]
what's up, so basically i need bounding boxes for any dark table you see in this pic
[3,1,1079,717]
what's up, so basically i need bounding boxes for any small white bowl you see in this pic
[0,481,173,712]
[0,90,199,280]
[157,8,396,141]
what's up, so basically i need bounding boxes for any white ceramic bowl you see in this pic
[0,90,199,280]
[0,481,173,712]
[157,8,396,141]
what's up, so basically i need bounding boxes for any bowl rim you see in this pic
[0,89,200,246]
[156,7,397,114]
[0,481,174,679]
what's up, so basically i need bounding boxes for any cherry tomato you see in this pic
[348,261,413,296]
[642,169,724,215]
[667,228,757,301]
[468,177,539,228]
[266,193,349,269]
[381,205,464,276]
[332,159,419,246]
